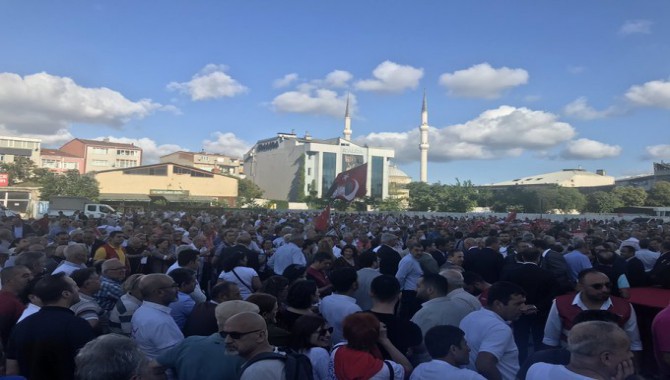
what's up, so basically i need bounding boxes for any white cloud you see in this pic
[355,61,423,93]
[561,138,622,159]
[646,144,670,159]
[563,97,619,119]
[324,70,353,88]
[95,136,186,164]
[438,63,529,99]
[625,79,670,109]
[167,64,248,101]
[272,89,354,117]
[273,73,299,88]
[0,72,165,135]
[202,132,251,158]
[356,106,574,163]
[619,20,653,35]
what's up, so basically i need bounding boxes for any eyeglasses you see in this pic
[588,282,612,290]
[317,326,333,336]
[221,329,263,340]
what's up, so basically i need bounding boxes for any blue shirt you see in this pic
[563,250,592,282]
[396,254,423,291]
[169,292,196,329]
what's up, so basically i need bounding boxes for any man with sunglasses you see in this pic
[542,269,642,355]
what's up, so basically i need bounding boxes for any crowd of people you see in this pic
[0,209,669,380]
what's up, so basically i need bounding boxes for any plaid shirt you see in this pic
[94,276,124,312]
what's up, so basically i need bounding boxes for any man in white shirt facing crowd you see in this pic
[411,325,485,380]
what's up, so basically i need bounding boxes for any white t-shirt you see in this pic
[410,360,486,380]
[459,308,519,380]
[241,357,285,380]
[218,266,258,299]
[526,363,596,380]
[305,347,334,380]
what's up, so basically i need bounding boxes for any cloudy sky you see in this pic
[1,1,669,184]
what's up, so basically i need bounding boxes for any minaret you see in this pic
[343,93,352,140]
[419,91,429,182]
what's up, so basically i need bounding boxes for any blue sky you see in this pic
[1,1,669,184]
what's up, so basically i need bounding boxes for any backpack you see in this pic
[241,349,314,380]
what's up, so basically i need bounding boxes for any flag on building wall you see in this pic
[325,163,367,202]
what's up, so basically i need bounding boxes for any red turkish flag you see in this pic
[314,205,330,232]
[326,163,367,202]
[504,211,517,223]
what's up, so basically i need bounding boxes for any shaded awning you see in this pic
[150,194,216,203]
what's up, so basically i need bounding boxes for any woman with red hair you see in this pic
[331,312,412,379]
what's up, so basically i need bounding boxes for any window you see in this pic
[115,159,137,168]
[91,148,108,155]
[87,205,96,212]
[63,162,78,170]
[122,166,167,176]
[91,160,108,167]
[174,166,213,178]
[116,149,138,156]
[321,152,336,192]
[307,168,312,176]
[42,159,60,168]
[371,156,383,198]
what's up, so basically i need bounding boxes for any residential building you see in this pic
[59,138,142,173]
[0,136,41,164]
[93,163,238,208]
[40,149,85,174]
[160,151,243,176]
[243,132,395,201]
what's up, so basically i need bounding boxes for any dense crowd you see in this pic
[0,210,670,380]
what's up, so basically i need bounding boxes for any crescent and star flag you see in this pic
[325,163,368,202]
[314,205,330,232]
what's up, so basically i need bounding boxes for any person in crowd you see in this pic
[459,281,527,380]
[0,265,32,348]
[93,230,128,269]
[52,243,88,276]
[282,263,307,284]
[109,273,144,336]
[183,281,241,337]
[411,273,454,336]
[156,301,256,380]
[563,238,593,284]
[247,292,291,347]
[306,251,333,296]
[411,325,486,380]
[429,237,449,267]
[289,314,334,380]
[532,238,572,293]
[319,267,361,344]
[218,250,261,300]
[277,279,319,331]
[131,273,184,360]
[463,271,492,305]
[94,258,127,312]
[652,298,670,379]
[5,273,95,380]
[14,250,47,278]
[149,238,176,274]
[227,312,287,380]
[166,248,206,303]
[270,234,305,276]
[442,249,465,272]
[75,334,162,380]
[650,241,670,289]
[542,269,642,355]
[332,312,412,380]
[527,321,635,380]
[332,244,359,270]
[619,243,649,287]
[167,267,197,330]
[70,267,104,332]
[441,269,482,316]
[592,244,631,299]
[353,251,381,311]
[377,232,402,276]
[261,275,289,307]
[395,241,425,320]
[636,238,661,272]
[463,236,504,284]
[368,274,423,362]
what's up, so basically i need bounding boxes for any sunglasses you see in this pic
[317,327,333,336]
[588,282,612,290]
[221,329,263,340]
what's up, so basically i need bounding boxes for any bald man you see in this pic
[225,312,286,380]
[131,274,183,360]
[528,321,634,379]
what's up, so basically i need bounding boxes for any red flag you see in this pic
[504,211,517,223]
[314,205,330,232]
[326,163,367,202]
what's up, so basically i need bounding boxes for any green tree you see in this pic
[406,182,437,211]
[535,186,586,213]
[613,186,647,206]
[237,178,264,207]
[38,170,100,200]
[0,157,38,185]
[646,181,670,206]
[584,191,624,213]
[442,179,479,212]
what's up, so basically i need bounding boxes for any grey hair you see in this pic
[567,321,628,357]
[381,233,397,245]
[75,334,148,380]
[14,251,45,268]
[440,269,464,288]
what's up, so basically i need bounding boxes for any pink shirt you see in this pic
[652,305,670,376]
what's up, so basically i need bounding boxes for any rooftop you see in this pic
[74,138,141,149]
[41,148,81,158]
[484,168,613,187]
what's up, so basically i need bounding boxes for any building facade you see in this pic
[160,151,243,176]
[60,138,142,173]
[616,162,670,190]
[40,149,86,174]
[244,132,395,201]
[0,136,41,164]
[93,163,238,207]
[482,168,615,190]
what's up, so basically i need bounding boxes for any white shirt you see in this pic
[131,301,184,359]
[542,292,642,351]
[459,308,519,380]
[410,359,485,380]
[272,242,305,275]
[52,261,87,276]
[218,266,258,299]
[17,303,40,323]
[526,363,595,380]
[319,293,361,344]
[635,249,660,272]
